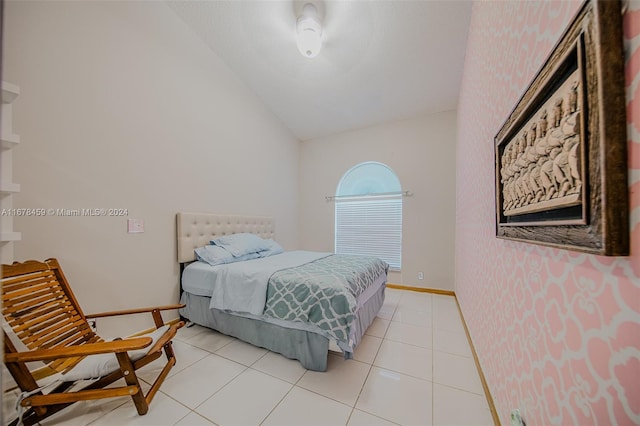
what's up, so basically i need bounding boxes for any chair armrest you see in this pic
[86,304,186,319]
[4,337,153,363]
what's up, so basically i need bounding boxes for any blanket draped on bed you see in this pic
[205,250,389,354]
[264,254,389,352]
[208,251,328,315]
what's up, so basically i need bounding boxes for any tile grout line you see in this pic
[255,349,309,425]
[348,290,396,423]
[172,332,266,425]
[351,292,402,425]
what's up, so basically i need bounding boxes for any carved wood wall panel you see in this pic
[494,0,628,256]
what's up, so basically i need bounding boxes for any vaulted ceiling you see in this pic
[168,1,473,141]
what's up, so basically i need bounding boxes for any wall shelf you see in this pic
[2,82,20,104]
[1,232,22,242]
[1,81,21,261]
[1,183,21,194]
[2,134,21,149]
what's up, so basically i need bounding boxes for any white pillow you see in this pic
[61,325,169,382]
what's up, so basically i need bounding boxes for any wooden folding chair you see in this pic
[1,258,185,425]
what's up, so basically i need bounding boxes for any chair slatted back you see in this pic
[2,259,102,374]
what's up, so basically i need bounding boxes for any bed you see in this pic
[176,212,388,371]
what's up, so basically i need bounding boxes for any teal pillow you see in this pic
[195,245,260,266]
[210,233,271,257]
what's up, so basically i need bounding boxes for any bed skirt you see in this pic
[179,281,386,371]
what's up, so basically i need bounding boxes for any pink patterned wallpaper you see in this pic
[456,1,640,425]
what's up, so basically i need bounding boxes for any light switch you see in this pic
[127,219,144,234]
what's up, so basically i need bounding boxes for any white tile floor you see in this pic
[3,289,495,425]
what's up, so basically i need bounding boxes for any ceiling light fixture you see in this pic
[296,3,322,58]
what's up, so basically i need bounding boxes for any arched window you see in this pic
[335,162,402,270]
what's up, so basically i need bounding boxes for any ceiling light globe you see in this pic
[296,6,322,58]
[297,29,321,58]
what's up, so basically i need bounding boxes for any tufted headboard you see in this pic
[176,212,275,263]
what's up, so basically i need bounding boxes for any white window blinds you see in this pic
[335,194,402,270]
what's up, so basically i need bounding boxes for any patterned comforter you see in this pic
[264,254,389,352]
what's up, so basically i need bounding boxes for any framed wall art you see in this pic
[494,0,629,255]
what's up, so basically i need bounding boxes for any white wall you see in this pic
[3,1,300,337]
[299,111,457,290]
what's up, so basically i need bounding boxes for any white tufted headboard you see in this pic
[176,212,275,263]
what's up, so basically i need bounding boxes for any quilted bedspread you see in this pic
[263,254,389,352]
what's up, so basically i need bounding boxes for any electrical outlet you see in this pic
[418,272,424,280]
[510,409,525,426]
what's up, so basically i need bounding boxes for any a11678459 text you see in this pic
[1,208,129,217]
